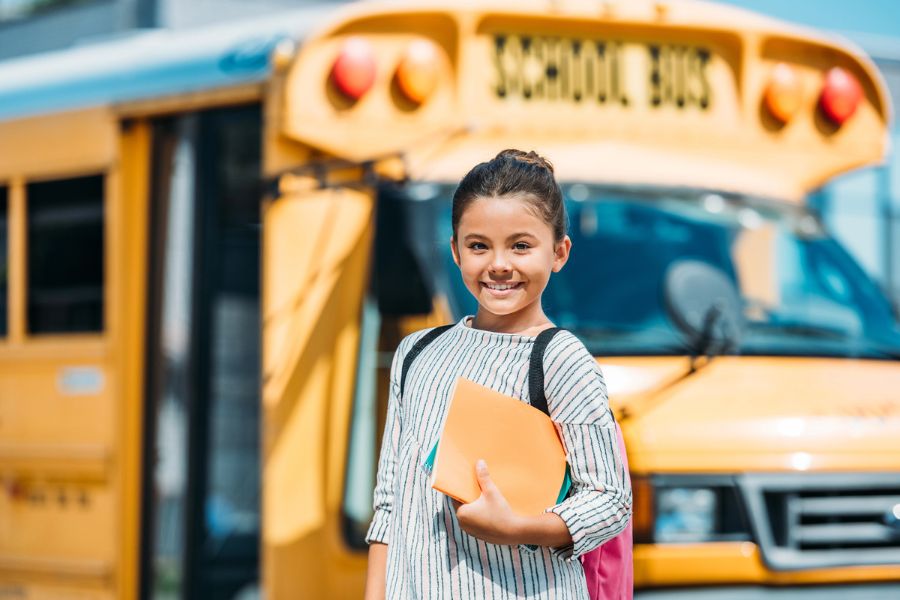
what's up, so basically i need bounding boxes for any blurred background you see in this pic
[2,1,900,599]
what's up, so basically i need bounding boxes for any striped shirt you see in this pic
[366,315,632,599]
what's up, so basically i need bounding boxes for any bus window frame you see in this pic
[0,170,112,353]
[23,171,108,338]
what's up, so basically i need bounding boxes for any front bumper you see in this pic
[634,542,900,587]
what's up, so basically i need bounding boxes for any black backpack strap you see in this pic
[528,327,566,416]
[400,324,455,398]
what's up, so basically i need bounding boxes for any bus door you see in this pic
[261,178,375,599]
[141,105,264,600]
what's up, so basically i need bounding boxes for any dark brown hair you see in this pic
[451,149,567,242]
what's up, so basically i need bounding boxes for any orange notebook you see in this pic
[426,377,569,517]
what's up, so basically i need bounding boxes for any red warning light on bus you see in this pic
[819,67,862,125]
[331,37,376,101]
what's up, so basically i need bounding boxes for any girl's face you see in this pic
[450,195,571,320]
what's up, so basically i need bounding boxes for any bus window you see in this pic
[26,175,104,334]
[0,185,7,337]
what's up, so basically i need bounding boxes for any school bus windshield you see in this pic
[438,184,900,359]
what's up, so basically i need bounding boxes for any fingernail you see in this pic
[476,459,486,469]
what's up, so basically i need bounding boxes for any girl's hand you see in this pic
[453,460,524,545]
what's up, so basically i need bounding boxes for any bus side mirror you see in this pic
[664,260,743,356]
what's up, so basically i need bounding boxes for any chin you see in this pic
[476,300,528,316]
[467,284,534,316]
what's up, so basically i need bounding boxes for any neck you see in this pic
[470,305,553,335]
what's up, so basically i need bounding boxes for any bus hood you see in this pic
[603,356,900,473]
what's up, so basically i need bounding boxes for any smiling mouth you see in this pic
[481,282,523,291]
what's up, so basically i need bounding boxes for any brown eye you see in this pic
[513,242,530,251]
[469,242,487,250]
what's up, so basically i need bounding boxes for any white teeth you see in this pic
[484,283,519,291]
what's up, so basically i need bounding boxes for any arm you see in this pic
[363,542,388,600]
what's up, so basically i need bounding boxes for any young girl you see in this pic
[364,150,632,599]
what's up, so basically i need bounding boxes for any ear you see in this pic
[450,236,461,267]
[551,235,572,273]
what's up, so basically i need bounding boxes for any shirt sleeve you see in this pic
[365,331,422,545]
[541,332,632,560]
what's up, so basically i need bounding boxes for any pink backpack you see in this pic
[580,419,633,599]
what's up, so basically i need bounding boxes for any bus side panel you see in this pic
[0,353,116,599]
[261,185,374,599]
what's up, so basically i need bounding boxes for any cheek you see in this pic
[524,254,555,276]
[459,259,483,281]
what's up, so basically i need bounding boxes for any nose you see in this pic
[489,249,512,274]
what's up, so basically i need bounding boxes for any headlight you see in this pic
[633,476,751,544]
[655,487,717,542]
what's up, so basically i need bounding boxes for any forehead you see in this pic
[457,195,552,235]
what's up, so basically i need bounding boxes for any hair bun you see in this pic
[495,149,555,174]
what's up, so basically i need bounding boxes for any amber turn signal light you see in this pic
[764,63,803,123]
[395,40,441,104]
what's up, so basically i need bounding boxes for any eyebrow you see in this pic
[463,232,538,242]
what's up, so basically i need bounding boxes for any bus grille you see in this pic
[739,474,900,570]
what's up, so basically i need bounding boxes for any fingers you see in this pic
[475,459,498,495]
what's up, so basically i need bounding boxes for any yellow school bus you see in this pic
[1,0,898,598]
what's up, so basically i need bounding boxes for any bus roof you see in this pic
[0,4,337,122]
[0,0,885,123]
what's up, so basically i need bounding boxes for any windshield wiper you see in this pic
[695,303,724,358]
